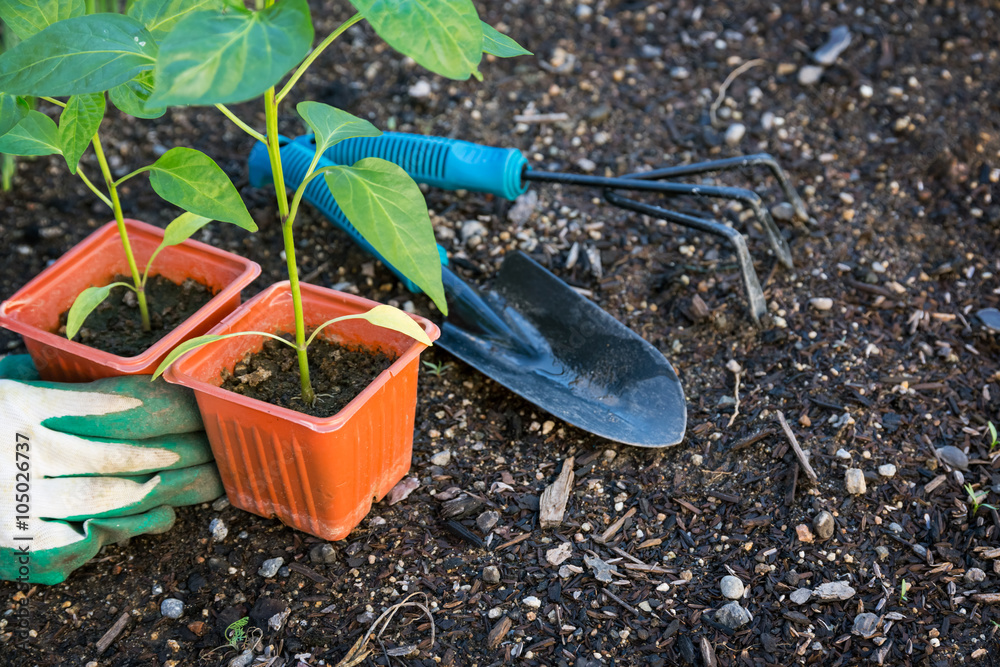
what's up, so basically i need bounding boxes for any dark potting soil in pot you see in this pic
[219,334,397,419]
[58,274,214,357]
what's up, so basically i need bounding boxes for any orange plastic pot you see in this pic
[163,281,440,541]
[0,219,260,382]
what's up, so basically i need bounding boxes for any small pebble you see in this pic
[720,575,745,600]
[790,588,812,605]
[488,607,503,619]
[714,601,752,629]
[813,581,856,601]
[852,612,880,638]
[211,496,230,511]
[812,25,852,66]
[724,123,746,146]
[151,584,163,595]
[430,450,452,467]
[229,649,255,667]
[670,66,690,80]
[477,510,500,534]
[836,448,852,460]
[522,596,542,609]
[209,518,228,542]
[258,557,284,579]
[576,158,597,173]
[860,84,874,98]
[845,468,866,495]
[798,65,824,85]
[160,598,184,619]
[407,80,431,98]
[813,511,835,541]
[691,454,704,466]
[575,4,592,19]
[546,542,573,566]
[483,565,501,584]
[878,464,896,478]
[795,524,815,543]
[936,446,969,471]
[309,543,337,564]
[810,297,833,311]
[965,568,986,584]
[771,202,796,221]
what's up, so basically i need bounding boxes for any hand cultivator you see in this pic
[287,132,808,325]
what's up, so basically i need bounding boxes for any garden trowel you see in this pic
[248,137,687,447]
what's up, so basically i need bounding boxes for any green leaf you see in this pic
[161,211,213,246]
[306,304,433,348]
[0,94,30,137]
[109,71,166,119]
[0,110,62,156]
[296,101,381,154]
[324,158,447,314]
[147,148,257,231]
[150,0,313,106]
[66,282,133,341]
[0,0,85,40]
[481,22,530,58]
[349,0,482,81]
[58,92,105,174]
[127,0,225,40]
[151,331,294,380]
[0,14,157,97]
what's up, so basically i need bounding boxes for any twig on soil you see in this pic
[726,360,742,427]
[96,610,131,654]
[334,592,436,667]
[776,410,819,483]
[709,59,765,127]
[595,507,637,543]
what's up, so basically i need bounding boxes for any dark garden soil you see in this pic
[59,275,214,357]
[218,336,397,418]
[2,0,1000,665]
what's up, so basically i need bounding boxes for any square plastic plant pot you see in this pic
[0,219,260,382]
[163,281,440,541]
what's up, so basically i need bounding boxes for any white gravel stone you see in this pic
[813,511,835,541]
[845,468,867,495]
[720,575,745,600]
[430,450,452,467]
[790,588,812,605]
[670,66,690,80]
[407,80,432,98]
[488,606,504,619]
[522,596,542,609]
[810,297,833,311]
[483,565,501,584]
[878,464,897,478]
[813,581,856,601]
[860,84,873,98]
[160,598,184,619]
[258,557,284,578]
[965,568,986,584]
[836,448,852,460]
[724,123,746,146]
[546,542,573,566]
[575,4,593,19]
[798,65,824,85]
[812,26,852,66]
[209,517,228,542]
[936,446,969,470]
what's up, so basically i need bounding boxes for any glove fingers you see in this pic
[0,507,176,585]
[0,355,41,381]
[34,377,203,438]
[39,429,213,477]
[35,463,223,521]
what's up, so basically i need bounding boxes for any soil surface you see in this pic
[2,1,1000,666]
[60,275,214,357]
[219,336,397,418]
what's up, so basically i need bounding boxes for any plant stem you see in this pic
[215,104,266,143]
[264,86,313,403]
[76,168,114,208]
[92,131,150,331]
[1,153,13,191]
[276,13,363,104]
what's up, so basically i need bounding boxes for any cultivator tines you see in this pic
[522,153,808,325]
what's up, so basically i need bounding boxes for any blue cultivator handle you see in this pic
[248,137,453,294]
[267,132,531,201]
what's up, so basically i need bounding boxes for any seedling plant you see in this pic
[963,483,996,516]
[142,0,529,401]
[0,0,258,338]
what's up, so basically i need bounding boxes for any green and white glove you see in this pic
[0,355,223,585]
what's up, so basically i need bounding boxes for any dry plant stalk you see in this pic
[335,592,436,667]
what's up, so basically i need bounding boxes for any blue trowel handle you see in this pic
[311,131,529,201]
[248,138,446,294]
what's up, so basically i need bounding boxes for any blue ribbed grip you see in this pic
[295,131,529,201]
[247,138,446,295]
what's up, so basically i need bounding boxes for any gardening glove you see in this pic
[0,355,223,584]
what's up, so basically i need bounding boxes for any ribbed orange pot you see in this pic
[0,219,260,381]
[163,281,440,541]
